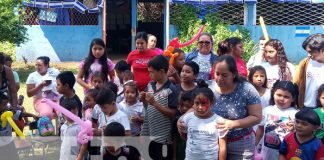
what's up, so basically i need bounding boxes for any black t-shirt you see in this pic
[175,84,197,98]
[103,146,141,160]
[59,94,83,118]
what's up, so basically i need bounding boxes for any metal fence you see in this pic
[137,2,164,22]
[23,7,99,25]
[257,0,324,25]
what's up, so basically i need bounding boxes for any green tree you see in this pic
[0,0,28,45]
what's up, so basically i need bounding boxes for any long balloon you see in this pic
[259,16,270,42]
[43,98,93,144]
[164,25,205,65]
[168,25,205,48]
[1,111,25,139]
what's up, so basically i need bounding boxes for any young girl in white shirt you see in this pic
[118,81,144,136]
[180,81,227,160]
[248,65,271,109]
[261,39,295,87]
[255,80,299,160]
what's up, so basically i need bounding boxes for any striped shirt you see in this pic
[141,80,178,144]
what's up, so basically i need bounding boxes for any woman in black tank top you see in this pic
[0,52,18,112]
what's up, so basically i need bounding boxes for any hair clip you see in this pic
[123,80,135,86]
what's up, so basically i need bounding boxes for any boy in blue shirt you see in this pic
[279,108,321,160]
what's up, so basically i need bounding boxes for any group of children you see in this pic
[1,33,324,160]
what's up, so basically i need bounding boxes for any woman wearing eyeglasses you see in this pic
[185,33,217,80]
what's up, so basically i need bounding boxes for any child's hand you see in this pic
[92,128,102,136]
[286,117,294,131]
[131,115,143,123]
[145,93,156,105]
[33,115,40,121]
[139,91,146,101]
[167,66,177,77]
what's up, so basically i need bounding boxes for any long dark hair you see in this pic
[37,56,50,68]
[84,38,109,81]
[264,39,292,81]
[213,54,246,83]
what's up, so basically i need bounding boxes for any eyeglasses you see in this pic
[198,41,211,45]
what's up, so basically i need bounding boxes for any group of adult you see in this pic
[1,32,323,159]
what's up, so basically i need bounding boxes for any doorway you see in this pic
[105,0,131,56]
[137,0,164,50]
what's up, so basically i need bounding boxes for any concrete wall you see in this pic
[244,25,324,64]
[16,16,102,62]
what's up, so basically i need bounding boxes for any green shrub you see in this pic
[170,4,257,62]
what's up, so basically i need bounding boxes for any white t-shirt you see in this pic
[114,77,124,104]
[118,100,145,136]
[304,59,324,108]
[26,68,60,100]
[247,50,265,69]
[97,109,131,131]
[193,53,212,80]
[259,105,298,160]
[183,112,226,160]
[260,88,271,109]
[60,122,81,160]
[261,62,295,87]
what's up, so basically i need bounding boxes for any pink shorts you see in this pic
[34,99,60,119]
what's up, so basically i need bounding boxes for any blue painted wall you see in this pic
[170,24,324,64]
[244,25,324,64]
[16,16,102,62]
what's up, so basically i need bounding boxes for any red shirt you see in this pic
[236,56,247,77]
[316,143,324,160]
[127,49,159,91]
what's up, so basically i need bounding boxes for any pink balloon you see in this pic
[168,25,205,48]
[42,98,93,144]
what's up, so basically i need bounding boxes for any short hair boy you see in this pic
[279,108,321,160]
[102,122,141,160]
[140,55,178,159]
[60,99,87,160]
[56,71,82,118]
[94,87,131,136]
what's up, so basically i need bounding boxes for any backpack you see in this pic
[37,116,55,136]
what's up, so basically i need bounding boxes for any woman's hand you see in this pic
[217,118,235,132]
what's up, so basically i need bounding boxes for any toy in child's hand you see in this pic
[43,98,93,144]
[163,46,178,65]
[1,111,25,139]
